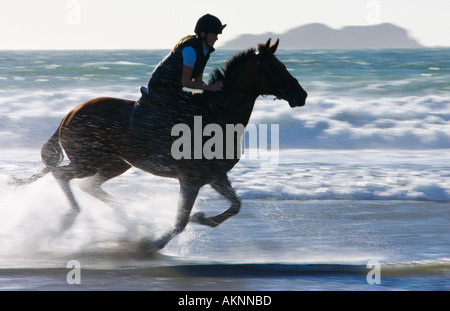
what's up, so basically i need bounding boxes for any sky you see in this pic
[0,0,449,50]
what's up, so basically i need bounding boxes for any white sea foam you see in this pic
[1,89,449,150]
[80,61,147,67]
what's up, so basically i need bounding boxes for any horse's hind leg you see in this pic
[51,163,97,230]
[52,156,109,209]
[79,157,131,207]
[52,164,87,211]
[190,174,241,227]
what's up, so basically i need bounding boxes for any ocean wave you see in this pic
[124,258,450,278]
[80,61,147,68]
[249,94,450,149]
[1,258,447,279]
[382,258,450,276]
[1,49,449,150]
[0,91,449,149]
[231,149,450,202]
[2,146,450,203]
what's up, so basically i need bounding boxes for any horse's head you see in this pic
[256,39,307,107]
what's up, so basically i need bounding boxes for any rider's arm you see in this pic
[182,66,222,92]
[181,47,222,92]
[193,72,204,84]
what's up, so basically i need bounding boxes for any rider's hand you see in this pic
[207,81,223,92]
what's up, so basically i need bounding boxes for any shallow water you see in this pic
[0,149,449,290]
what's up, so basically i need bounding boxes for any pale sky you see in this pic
[0,0,449,50]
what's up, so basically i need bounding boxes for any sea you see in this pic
[0,48,449,292]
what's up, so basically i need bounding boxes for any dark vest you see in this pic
[148,36,214,92]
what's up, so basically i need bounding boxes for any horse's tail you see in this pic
[41,128,64,168]
[9,129,64,186]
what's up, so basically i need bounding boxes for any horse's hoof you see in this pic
[137,238,161,255]
[190,211,206,224]
[59,209,80,232]
[190,212,220,228]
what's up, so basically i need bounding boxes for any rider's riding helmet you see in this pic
[194,14,226,35]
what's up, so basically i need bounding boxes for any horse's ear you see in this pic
[258,38,272,53]
[270,38,279,54]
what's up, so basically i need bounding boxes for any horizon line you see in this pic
[1,22,449,51]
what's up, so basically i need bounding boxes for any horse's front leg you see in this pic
[190,174,241,228]
[142,181,200,252]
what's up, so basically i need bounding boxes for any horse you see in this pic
[13,39,307,252]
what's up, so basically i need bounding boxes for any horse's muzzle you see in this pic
[288,89,307,108]
[278,78,307,108]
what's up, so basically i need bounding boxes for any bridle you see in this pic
[256,53,298,100]
[221,52,297,100]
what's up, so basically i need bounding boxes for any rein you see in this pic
[256,54,298,100]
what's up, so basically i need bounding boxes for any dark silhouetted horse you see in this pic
[13,39,307,252]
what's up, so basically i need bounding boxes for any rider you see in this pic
[149,14,226,94]
[131,14,226,136]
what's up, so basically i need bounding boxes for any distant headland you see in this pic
[220,23,423,49]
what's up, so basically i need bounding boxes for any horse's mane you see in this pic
[208,48,256,84]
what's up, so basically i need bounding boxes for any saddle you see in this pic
[138,85,197,111]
